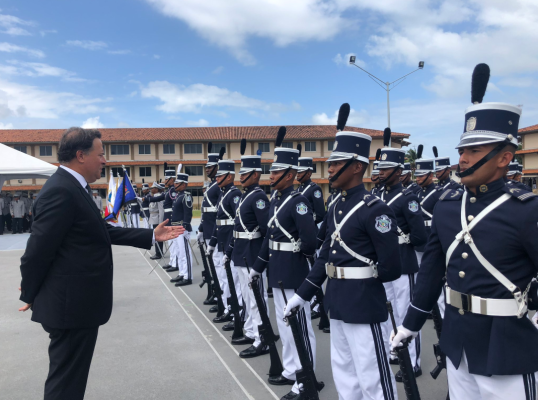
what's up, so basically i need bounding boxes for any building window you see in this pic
[101,168,106,178]
[185,166,204,176]
[212,143,226,155]
[40,145,52,156]
[139,167,152,177]
[305,141,316,152]
[163,144,175,154]
[14,145,27,154]
[139,144,151,155]
[258,143,270,153]
[261,164,271,174]
[111,167,130,177]
[189,188,203,198]
[184,143,202,154]
[281,142,293,149]
[111,144,129,155]
[312,164,317,173]
[328,140,335,151]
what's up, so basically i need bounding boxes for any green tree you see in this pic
[405,147,418,169]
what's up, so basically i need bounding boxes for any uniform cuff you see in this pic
[296,279,319,302]
[252,258,267,273]
[402,303,430,332]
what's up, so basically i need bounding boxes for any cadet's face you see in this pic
[206,166,216,178]
[378,167,400,185]
[435,168,449,180]
[216,173,232,187]
[458,144,513,187]
[400,173,410,184]
[371,174,379,182]
[270,170,294,191]
[327,161,351,189]
[415,174,432,187]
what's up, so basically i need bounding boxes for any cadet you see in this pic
[400,163,421,194]
[165,173,188,275]
[507,162,531,191]
[284,124,401,400]
[377,129,428,380]
[2,192,12,232]
[168,172,193,286]
[516,163,532,190]
[22,193,31,232]
[393,63,538,400]
[129,184,141,228]
[250,127,318,399]
[140,182,151,229]
[296,157,326,225]
[208,159,243,323]
[92,190,103,213]
[11,193,25,234]
[0,194,4,235]
[370,161,382,195]
[148,182,165,259]
[434,148,463,191]
[225,139,271,353]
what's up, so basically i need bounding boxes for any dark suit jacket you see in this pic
[19,167,153,329]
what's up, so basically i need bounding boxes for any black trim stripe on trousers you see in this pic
[524,373,536,400]
[371,322,396,400]
[408,273,421,368]
[184,236,192,280]
[296,307,314,365]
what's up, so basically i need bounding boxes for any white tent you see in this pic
[0,143,57,191]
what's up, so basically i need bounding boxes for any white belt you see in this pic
[424,220,432,227]
[164,208,173,213]
[171,221,183,226]
[233,231,262,240]
[203,207,217,212]
[269,240,296,252]
[398,235,410,245]
[216,219,234,226]
[326,263,376,280]
[446,286,523,317]
[142,208,149,211]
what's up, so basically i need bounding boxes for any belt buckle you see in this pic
[460,293,472,312]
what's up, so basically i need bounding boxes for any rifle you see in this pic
[244,257,284,378]
[197,239,215,304]
[279,281,324,399]
[306,255,330,331]
[204,242,226,318]
[430,303,446,379]
[223,250,244,340]
[387,301,421,400]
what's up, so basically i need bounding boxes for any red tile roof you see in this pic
[516,149,538,155]
[0,125,409,144]
[519,124,538,134]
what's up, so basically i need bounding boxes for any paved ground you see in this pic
[1,229,450,400]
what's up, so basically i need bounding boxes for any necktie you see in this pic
[86,185,92,196]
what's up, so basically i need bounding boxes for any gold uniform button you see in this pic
[462,252,468,259]
[271,235,273,238]
[342,198,345,202]
[269,254,272,257]
[470,197,476,203]
[468,215,474,222]
[332,250,336,254]
[339,211,343,215]
[272,225,275,228]
[459,271,466,278]
[459,309,465,315]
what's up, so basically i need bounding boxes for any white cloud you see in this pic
[312,108,370,126]
[0,13,35,36]
[187,118,209,127]
[144,0,345,65]
[117,121,130,128]
[39,29,57,37]
[212,66,224,74]
[333,53,366,68]
[0,122,14,129]
[81,116,105,129]
[0,42,45,58]
[153,54,160,59]
[0,60,87,82]
[140,81,298,115]
[129,91,138,97]
[108,49,131,55]
[66,40,108,51]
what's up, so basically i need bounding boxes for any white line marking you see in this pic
[137,248,279,400]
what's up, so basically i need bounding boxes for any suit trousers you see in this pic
[12,217,22,233]
[0,213,3,234]
[42,324,99,400]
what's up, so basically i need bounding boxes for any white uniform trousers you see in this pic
[392,273,421,369]
[237,267,269,345]
[174,232,193,280]
[438,286,446,318]
[448,352,536,400]
[211,249,229,309]
[331,319,398,400]
[273,288,316,395]
[142,216,150,229]
[131,213,140,228]
[382,281,399,356]
[167,238,177,267]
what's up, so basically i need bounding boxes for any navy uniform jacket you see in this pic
[297,179,326,224]
[371,184,383,196]
[252,186,317,289]
[380,182,428,274]
[130,201,140,214]
[404,178,538,376]
[296,184,401,324]
[507,179,532,192]
[416,182,443,252]
[199,180,220,240]
[209,183,241,252]
[226,184,269,267]
[149,186,176,224]
[316,190,340,250]
[404,182,422,195]
[141,195,150,219]
[171,190,193,232]
[438,178,463,192]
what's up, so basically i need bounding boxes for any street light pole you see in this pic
[349,57,424,135]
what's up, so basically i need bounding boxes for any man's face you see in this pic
[378,167,401,185]
[270,169,294,191]
[371,173,379,183]
[327,160,360,189]
[206,165,217,179]
[415,173,432,187]
[93,192,97,197]
[458,144,512,187]
[150,187,158,194]
[81,138,106,183]
[400,173,411,184]
[435,168,449,181]
[240,171,259,187]
[296,170,310,183]
[216,173,232,188]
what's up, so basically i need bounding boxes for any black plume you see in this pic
[417,144,423,159]
[240,138,247,155]
[275,126,286,147]
[218,147,225,160]
[208,142,213,153]
[433,146,438,158]
[383,128,391,147]
[164,162,168,170]
[142,178,145,183]
[375,148,381,161]
[297,143,302,157]
[336,103,350,131]
[159,179,162,183]
[471,63,490,104]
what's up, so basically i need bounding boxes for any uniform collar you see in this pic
[340,183,365,198]
[221,182,234,192]
[422,182,436,192]
[439,179,450,186]
[300,179,312,187]
[469,178,506,198]
[276,185,294,198]
[385,182,402,193]
[244,184,259,192]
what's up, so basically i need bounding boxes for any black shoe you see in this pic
[176,279,192,286]
[166,266,179,272]
[222,321,235,331]
[231,336,255,345]
[213,312,232,323]
[204,298,218,305]
[209,305,219,313]
[389,357,399,365]
[311,311,320,320]
[281,391,301,400]
[150,255,162,260]
[170,275,184,283]
[240,344,270,358]
[395,366,422,382]
[162,264,172,269]
[322,326,330,333]
[268,375,295,386]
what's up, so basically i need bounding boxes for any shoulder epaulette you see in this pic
[291,191,301,197]
[436,186,445,192]
[402,187,413,196]
[363,193,379,206]
[503,186,537,202]
[439,189,462,201]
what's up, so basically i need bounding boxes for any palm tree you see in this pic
[405,147,418,169]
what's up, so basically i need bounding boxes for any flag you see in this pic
[104,174,117,221]
[108,168,137,220]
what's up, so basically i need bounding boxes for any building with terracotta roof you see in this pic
[0,125,410,206]
[517,123,538,190]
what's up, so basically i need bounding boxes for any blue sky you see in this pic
[1,0,538,162]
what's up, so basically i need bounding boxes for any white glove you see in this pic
[249,268,261,281]
[284,293,307,317]
[532,313,538,329]
[390,325,418,350]
[197,231,203,242]
[223,254,229,264]
[206,245,215,255]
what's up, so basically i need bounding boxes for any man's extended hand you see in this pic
[18,287,31,312]
[154,219,184,242]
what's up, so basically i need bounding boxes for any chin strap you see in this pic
[270,167,291,187]
[240,170,256,186]
[379,167,401,184]
[219,172,230,187]
[418,172,432,187]
[329,158,355,183]
[457,140,512,178]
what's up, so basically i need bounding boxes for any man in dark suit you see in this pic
[18,127,184,400]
